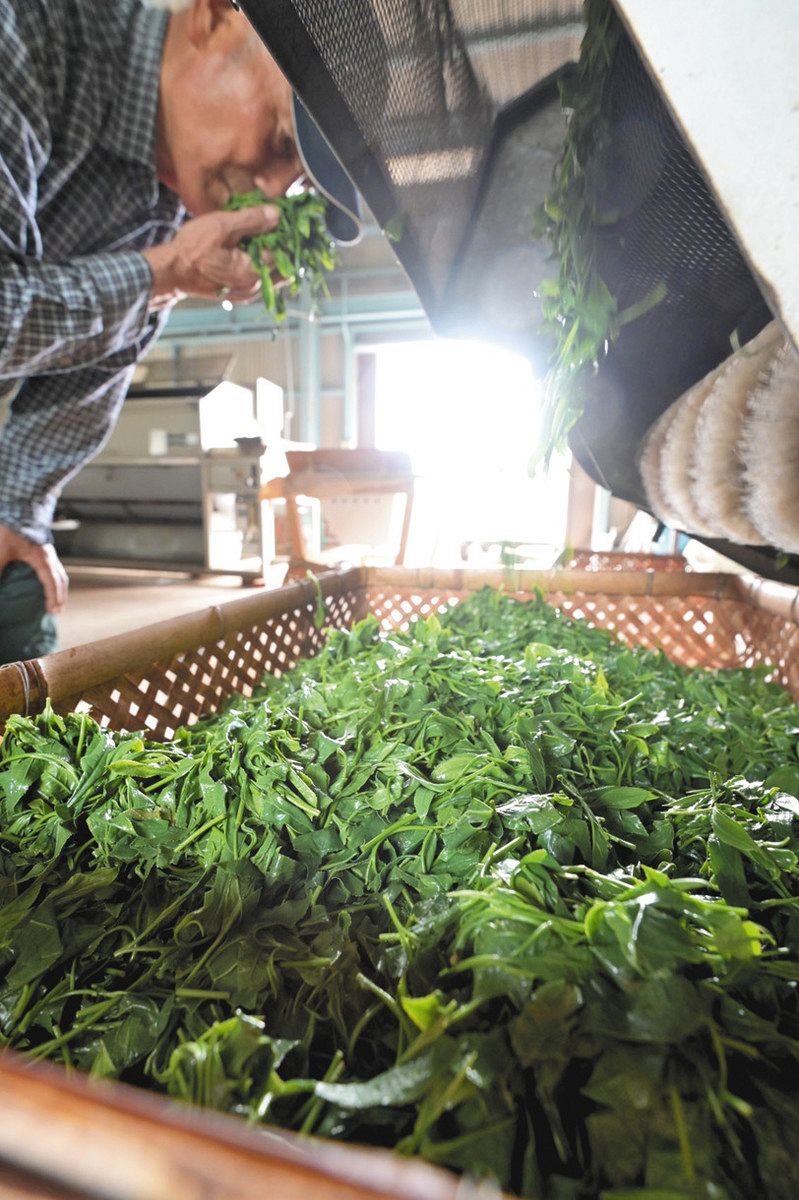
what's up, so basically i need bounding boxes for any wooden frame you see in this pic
[0,1055,474,1200]
[260,449,414,569]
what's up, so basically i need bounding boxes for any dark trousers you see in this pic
[0,562,59,664]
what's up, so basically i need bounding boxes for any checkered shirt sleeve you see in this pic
[0,0,171,544]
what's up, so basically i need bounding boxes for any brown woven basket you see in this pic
[0,563,798,1196]
[565,551,696,572]
[1,564,798,739]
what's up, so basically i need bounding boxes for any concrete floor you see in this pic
[59,565,289,651]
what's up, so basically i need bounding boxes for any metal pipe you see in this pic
[297,292,321,442]
[162,291,423,336]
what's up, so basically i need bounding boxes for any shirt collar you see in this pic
[99,4,168,176]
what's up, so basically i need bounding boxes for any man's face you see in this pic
[160,4,303,215]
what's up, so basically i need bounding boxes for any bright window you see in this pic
[372,338,569,565]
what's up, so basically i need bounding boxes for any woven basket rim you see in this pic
[0,565,796,728]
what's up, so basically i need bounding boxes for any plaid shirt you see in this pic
[0,0,184,544]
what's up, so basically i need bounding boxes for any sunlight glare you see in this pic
[372,338,568,564]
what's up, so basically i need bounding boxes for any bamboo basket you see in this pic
[0,560,798,1197]
[1,561,798,736]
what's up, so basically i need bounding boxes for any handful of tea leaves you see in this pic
[224,190,338,319]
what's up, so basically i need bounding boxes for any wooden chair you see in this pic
[260,448,414,572]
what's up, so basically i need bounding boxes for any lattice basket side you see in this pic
[362,565,732,634]
[0,572,368,740]
[551,593,748,670]
[74,585,367,740]
[565,552,691,573]
[731,608,799,699]
[367,590,464,631]
[364,587,799,697]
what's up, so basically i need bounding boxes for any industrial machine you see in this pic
[236,0,799,584]
[54,378,290,580]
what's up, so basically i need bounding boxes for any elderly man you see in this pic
[0,0,310,662]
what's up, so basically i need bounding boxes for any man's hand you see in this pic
[0,524,69,614]
[142,205,281,307]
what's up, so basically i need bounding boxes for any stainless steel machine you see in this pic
[54,379,286,579]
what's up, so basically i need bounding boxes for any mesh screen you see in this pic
[599,34,766,360]
[241,0,582,308]
[570,29,771,510]
[312,0,494,298]
[243,0,764,370]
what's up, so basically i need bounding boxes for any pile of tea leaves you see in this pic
[1,589,798,1199]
